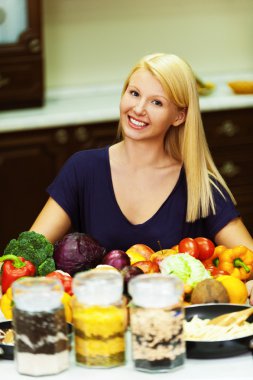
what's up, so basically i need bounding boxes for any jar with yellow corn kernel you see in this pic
[128,274,185,373]
[72,271,126,368]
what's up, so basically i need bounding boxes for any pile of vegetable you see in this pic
[3,231,55,276]
[0,231,107,321]
[1,231,252,321]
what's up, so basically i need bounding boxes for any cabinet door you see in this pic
[0,129,62,252]
[0,0,43,110]
[202,108,253,235]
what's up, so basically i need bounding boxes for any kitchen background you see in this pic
[44,0,253,89]
[0,0,253,252]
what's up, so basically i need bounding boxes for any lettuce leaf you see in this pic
[159,253,211,287]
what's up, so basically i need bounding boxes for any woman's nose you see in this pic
[133,99,146,115]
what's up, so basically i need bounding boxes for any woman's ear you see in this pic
[172,108,187,127]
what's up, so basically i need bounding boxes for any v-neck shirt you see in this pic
[47,146,239,251]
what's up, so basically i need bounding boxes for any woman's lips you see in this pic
[128,116,148,129]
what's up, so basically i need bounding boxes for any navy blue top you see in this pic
[47,146,240,251]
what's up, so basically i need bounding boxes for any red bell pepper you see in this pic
[0,254,36,294]
[203,263,229,277]
[46,270,73,295]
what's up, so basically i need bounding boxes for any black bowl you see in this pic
[0,320,14,360]
[185,303,253,359]
[0,320,73,360]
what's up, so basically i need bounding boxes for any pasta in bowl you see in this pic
[184,304,253,358]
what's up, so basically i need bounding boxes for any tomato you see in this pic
[178,238,199,259]
[194,237,215,261]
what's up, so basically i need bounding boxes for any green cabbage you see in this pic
[159,253,211,287]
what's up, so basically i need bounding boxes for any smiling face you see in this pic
[120,69,185,143]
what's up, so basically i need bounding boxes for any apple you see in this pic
[126,244,155,262]
[132,260,160,274]
[150,249,177,265]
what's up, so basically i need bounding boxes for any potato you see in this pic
[191,278,230,304]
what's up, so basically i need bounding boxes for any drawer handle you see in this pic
[219,161,240,178]
[0,73,10,89]
[28,38,41,53]
[54,129,69,144]
[217,120,239,137]
[74,127,89,142]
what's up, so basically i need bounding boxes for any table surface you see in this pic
[1,302,253,379]
[1,350,252,380]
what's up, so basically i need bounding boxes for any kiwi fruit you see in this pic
[191,278,230,304]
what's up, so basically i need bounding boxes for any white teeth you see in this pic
[130,117,146,127]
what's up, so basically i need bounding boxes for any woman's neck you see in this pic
[113,139,175,170]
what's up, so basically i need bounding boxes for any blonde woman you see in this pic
[31,53,253,252]
[30,53,253,302]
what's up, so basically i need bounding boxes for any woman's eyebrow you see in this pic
[128,84,169,101]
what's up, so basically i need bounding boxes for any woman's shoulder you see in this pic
[66,146,109,168]
[72,146,109,160]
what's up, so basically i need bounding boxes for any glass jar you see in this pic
[128,273,185,373]
[72,271,126,368]
[12,277,69,376]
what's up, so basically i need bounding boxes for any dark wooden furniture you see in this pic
[0,122,118,252]
[0,0,43,110]
[202,107,253,235]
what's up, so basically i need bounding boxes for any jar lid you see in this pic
[12,277,64,312]
[128,273,184,308]
[73,270,123,306]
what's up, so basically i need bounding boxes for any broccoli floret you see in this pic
[4,231,55,275]
[37,258,56,276]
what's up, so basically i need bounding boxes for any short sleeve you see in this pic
[204,183,240,238]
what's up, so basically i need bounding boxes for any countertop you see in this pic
[0,73,253,134]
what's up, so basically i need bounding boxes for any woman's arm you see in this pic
[214,217,253,305]
[214,217,253,251]
[30,197,72,244]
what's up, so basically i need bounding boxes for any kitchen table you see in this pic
[1,323,252,380]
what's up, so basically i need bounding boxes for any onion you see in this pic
[102,250,130,270]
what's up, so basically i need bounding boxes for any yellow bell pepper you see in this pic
[218,246,253,281]
[0,288,72,323]
[0,287,13,319]
[61,292,73,323]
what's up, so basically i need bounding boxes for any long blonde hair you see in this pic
[118,53,236,222]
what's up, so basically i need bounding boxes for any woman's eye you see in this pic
[130,90,139,97]
[152,99,162,106]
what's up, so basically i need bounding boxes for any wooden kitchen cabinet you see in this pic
[0,121,118,252]
[202,107,253,235]
[0,0,44,110]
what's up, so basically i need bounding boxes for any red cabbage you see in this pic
[53,232,106,276]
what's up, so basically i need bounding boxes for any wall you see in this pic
[43,0,253,89]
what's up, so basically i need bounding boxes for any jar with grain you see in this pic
[72,270,126,368]
[128,273,185,373]
[12,277,69,376]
